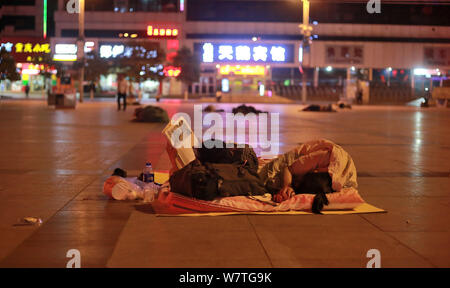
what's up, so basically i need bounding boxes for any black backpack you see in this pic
[169,159,267,201]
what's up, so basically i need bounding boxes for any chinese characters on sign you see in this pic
[423,47,450,66]
[147,26,179,37]
[99,44,158,59]
[199,43,293,63]
[326,45,364,64]
[1,38,51,63]
[219,65,266,76]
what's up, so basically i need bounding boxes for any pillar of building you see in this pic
[314,67,319,88]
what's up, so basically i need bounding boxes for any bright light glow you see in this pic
[219,65,265,76]
[180,0,185,11]
[270,46,286,62]
[218,45,234,61]
[201,43,289,63]
[299,46,303,63]
[131,34,138,38]
[252,37,258,42]
[55,44,77,54]
[0,42,13,52]
[236,45,251,61]
[387,67,392,72]
[163,66,181,77]
[53,54,77,61]
[147,27,179,37]
[326,66,333,72]
[202,43,214,63]
[124,33,129,37]
[100,45,125,58]
[43,0,47,39]
[84,42,95,53]
[222,79,229,93]
[259,84,265,96]
[351,66,356,71]
[253,46,268,62]
[414,68,427,75]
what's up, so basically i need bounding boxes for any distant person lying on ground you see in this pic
[302,104,336,112]
[258,139,358,213]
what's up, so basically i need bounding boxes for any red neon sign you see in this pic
[147,26,179,37]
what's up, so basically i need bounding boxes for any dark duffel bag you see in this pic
[207,163,267,198]
[169,159,218,201]
[169,160,267,201]
[195,140,259,176]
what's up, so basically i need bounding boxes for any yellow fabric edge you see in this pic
[155,172,170,184]
[156,203,386,217]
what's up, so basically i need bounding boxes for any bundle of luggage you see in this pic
[169,140,268,201]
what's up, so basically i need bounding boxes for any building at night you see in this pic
[3,0,450,102]
[0,0,58,93]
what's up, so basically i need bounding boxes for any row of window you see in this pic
[0,16,35,31]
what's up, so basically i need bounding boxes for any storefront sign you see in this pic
[147,26,179,38]
[326,45,364,64]
[197,43,294,63]
[219,65,266,76]
[99,44,158,59]
[424,47,450,66]
[1,37,51,62]
[53,42,95,62]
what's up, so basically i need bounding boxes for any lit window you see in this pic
[253,46,268,62]
[218,45,233,61]
[172,29,179,36]
[236,45,251,61]
[160,29,165,36]
[166,29,172,36]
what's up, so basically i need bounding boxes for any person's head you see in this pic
[291,172,333,195]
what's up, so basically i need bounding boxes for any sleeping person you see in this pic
[258,139,358,213]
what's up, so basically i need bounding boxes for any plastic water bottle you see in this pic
[143,162,154,183]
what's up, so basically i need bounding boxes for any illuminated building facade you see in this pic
[0,0,57,93]
[2,0,449,100]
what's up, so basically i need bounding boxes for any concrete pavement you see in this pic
[0,99,448,267]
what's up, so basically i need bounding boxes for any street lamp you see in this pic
[77,0,85,103]
[298,0,313,104]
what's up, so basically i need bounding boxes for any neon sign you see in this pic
[147,26,179,37]
[53,42,95,62]
[99,44,157,59]
[163,66,181,77]
[1,42,51,54]
[198,43,293,63]
[219,65,266,76]
[1,38,51,63]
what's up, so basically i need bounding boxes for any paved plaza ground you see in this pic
[0,99,448,267]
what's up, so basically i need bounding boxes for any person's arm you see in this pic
[282,166,292,188]
[273,166,295,203]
